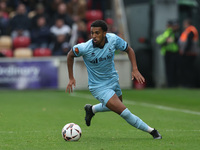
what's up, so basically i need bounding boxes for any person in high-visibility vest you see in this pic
[179,19,199,55]
[156,20,179,87]
[178,19,199,87]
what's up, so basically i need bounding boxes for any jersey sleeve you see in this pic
[72,43,85,57]
[115,35,128,51]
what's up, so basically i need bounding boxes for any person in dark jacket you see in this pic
[30,16,51,50]
[178,19,199,87]
[10,3,30,31]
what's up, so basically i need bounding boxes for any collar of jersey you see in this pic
[92,36,108,49]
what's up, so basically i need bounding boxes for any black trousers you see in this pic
[164,52,179,87]
[179,55,197,88]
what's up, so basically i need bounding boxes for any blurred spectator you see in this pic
[49,18,71,55]
[49,34,71,55]
[52,2,74,27]
[91,0,107,19]
[156,20,179,87]
[30,3,50,29]
[53,2,78,46]
[47,0,64,17]
[9,3,30,37]
[19,0,45,12]
[6,0,18,11]
[30,16,50,50]
[7,0,40,12]
[66,0,87,22]
[178,19,199,87]
[76,20,88,43]
[0,1,9,35]
[0,1,9,18]
[105,18,119,35]
[179,19,199,56]
[0,10,9,35]
[50,18,71,37]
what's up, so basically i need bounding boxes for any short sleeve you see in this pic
[72,43,84,57]
[115,35,128,51]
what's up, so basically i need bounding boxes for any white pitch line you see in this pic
[71,93,200,116]
[0,129,200,134]
[165,129,200,132]
[124,100,200,116]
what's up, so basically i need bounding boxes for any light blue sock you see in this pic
[120,108,149,132]
[92,103,110,113]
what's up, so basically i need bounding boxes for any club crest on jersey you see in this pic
[75,48,79,55]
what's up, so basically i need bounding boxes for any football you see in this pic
[62,123,82,141]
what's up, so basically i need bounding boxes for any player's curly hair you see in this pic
[91,20,108,32]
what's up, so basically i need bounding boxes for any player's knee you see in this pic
[120,108,131,119]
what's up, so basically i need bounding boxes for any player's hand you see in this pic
[166,37,174,43]
[131,69,145,84]
[66,78,76,94]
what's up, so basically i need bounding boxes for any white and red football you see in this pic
[62,123,82,141]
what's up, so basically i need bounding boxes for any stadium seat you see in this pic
[14,48,32,58]
[0,36,12,49]
[0,49,13,57]
[33,48,52,57]
[85,10,103,22]
[13,36,31,49]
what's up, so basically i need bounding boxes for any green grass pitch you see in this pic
[0,89,200,150]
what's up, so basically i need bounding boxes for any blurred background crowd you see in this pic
[0,0,116,57]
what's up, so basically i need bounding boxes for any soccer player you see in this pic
[66,20,162,139]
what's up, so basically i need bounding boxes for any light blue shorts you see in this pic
[89,81,122,106]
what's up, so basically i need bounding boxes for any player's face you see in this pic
[91,27,106,47]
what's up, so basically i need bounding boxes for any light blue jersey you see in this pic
[72,33,128,90]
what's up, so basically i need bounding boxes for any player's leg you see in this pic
[87,81,123,114]
[84,88,122,126]
[91,95,122,113]
[106,94,151,131]
[84,96,121,126]
[106,94,162,139]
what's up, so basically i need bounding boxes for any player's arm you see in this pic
[125,46,145,84]
[66,49,76,93]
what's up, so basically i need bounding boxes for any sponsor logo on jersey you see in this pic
[89,53,113,64]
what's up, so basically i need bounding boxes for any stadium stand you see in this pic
[0,0,111,57]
